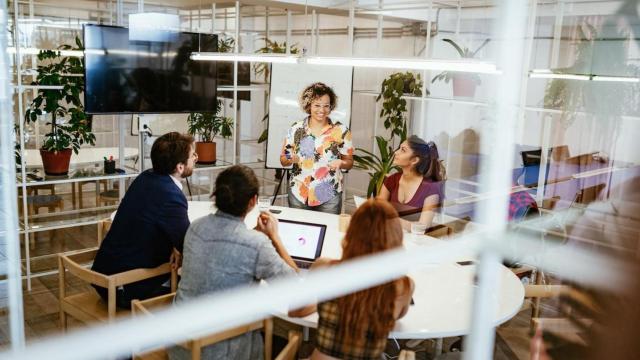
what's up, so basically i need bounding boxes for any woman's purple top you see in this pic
[383,172,444,216]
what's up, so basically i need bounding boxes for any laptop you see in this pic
[278,219,327,269]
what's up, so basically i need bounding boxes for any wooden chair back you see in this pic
[97,218,113,246]
[132,293,301,360]
[58,249,176,329]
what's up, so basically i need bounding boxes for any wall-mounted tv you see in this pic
[84,24,218,114]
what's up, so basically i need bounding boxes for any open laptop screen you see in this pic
[278,220,326,261]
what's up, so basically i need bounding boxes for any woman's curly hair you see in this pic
[299,82,338,114]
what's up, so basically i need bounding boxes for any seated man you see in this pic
[92,132,196,308]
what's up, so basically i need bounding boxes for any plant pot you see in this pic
[452,75,477,98]
[195,141,216,165]
[40,148,72,176]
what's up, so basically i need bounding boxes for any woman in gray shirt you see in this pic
[170,165,299,360]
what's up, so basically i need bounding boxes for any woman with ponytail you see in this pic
[377,135,446,230]
[291,199,414,360]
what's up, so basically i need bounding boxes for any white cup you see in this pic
[410,222,428,236]
[258,196,271,211]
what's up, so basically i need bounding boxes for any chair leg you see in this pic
[190,342,202,360]
[60,311,67,331]
[71,183,76,210]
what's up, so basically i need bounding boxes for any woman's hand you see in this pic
[256,211,279,240]
[328,159,343,170]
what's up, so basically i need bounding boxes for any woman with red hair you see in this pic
[293,198,414,359]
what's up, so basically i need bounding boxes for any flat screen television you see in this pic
[84,24,218,114]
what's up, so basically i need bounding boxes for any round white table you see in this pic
[23,147,138,168]
[178,201,525,340]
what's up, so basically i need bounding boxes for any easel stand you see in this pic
[271,169,289,206]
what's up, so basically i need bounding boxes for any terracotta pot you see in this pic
[40,148,72,176]
[452,75,477,98]
[195,141,216,165]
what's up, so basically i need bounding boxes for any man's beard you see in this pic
[181,166,193,178]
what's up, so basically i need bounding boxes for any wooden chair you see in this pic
[17,186,64,248]
[98,189,120,206]
[425,216,471,238]
[131,293,302,360]
[97,218,113,246]
[574,183,606,206]
[399,350,416,360]
[58,249,177,330]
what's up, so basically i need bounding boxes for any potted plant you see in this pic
[187,99,233,165]
[24,36,95,175]
[431,38,490,98]
[354,72,424,196]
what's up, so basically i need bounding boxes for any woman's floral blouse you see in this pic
[282,117,353,206]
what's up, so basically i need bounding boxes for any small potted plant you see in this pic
[187,99,233,165]
[24,36,95,175]
[431,38,490,98]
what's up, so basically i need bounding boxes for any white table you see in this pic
[23,147,139,168]
[179,201,525,340]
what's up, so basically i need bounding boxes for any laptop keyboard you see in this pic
[296,261,312,269]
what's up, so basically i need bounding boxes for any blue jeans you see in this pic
[287,190,342,215]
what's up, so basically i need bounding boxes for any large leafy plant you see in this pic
[431,38,490,86]
[354,72,424,197]
[187,99,233,142]
[24,36,95,153]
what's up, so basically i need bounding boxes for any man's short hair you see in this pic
[150,132,194,175]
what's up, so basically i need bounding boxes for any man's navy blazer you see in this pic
[92,169,189,297]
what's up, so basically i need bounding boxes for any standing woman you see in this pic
[280,82,354,214]
[378,135,446,230]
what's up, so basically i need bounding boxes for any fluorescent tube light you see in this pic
[190,52,300,64]
[305,56,499,74]
[592,75,640,83]
[7,47,84,57]
[191,53,499,74]
[530,69,640,83]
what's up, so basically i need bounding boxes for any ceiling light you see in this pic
[305,56,500,74]
[190,52,300,64]
[7,47,84,57]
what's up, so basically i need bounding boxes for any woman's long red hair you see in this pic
[336,198,405,349]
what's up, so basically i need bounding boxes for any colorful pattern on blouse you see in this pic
[283,118,353,206]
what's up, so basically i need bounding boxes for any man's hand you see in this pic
[169,249,182,270]
[256,211,279,240]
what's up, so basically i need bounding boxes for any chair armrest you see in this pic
[59,252,109,288]
[274,331,302,360]
[132,292,176,315]
[525,285,569,298]
[112,262,172,287]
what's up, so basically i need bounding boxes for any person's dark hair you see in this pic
[150,132,194,175]
[406,135,445,182]
[212,165,260,216]
[299,82,338,114]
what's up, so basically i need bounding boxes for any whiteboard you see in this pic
[265,63,353,169]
